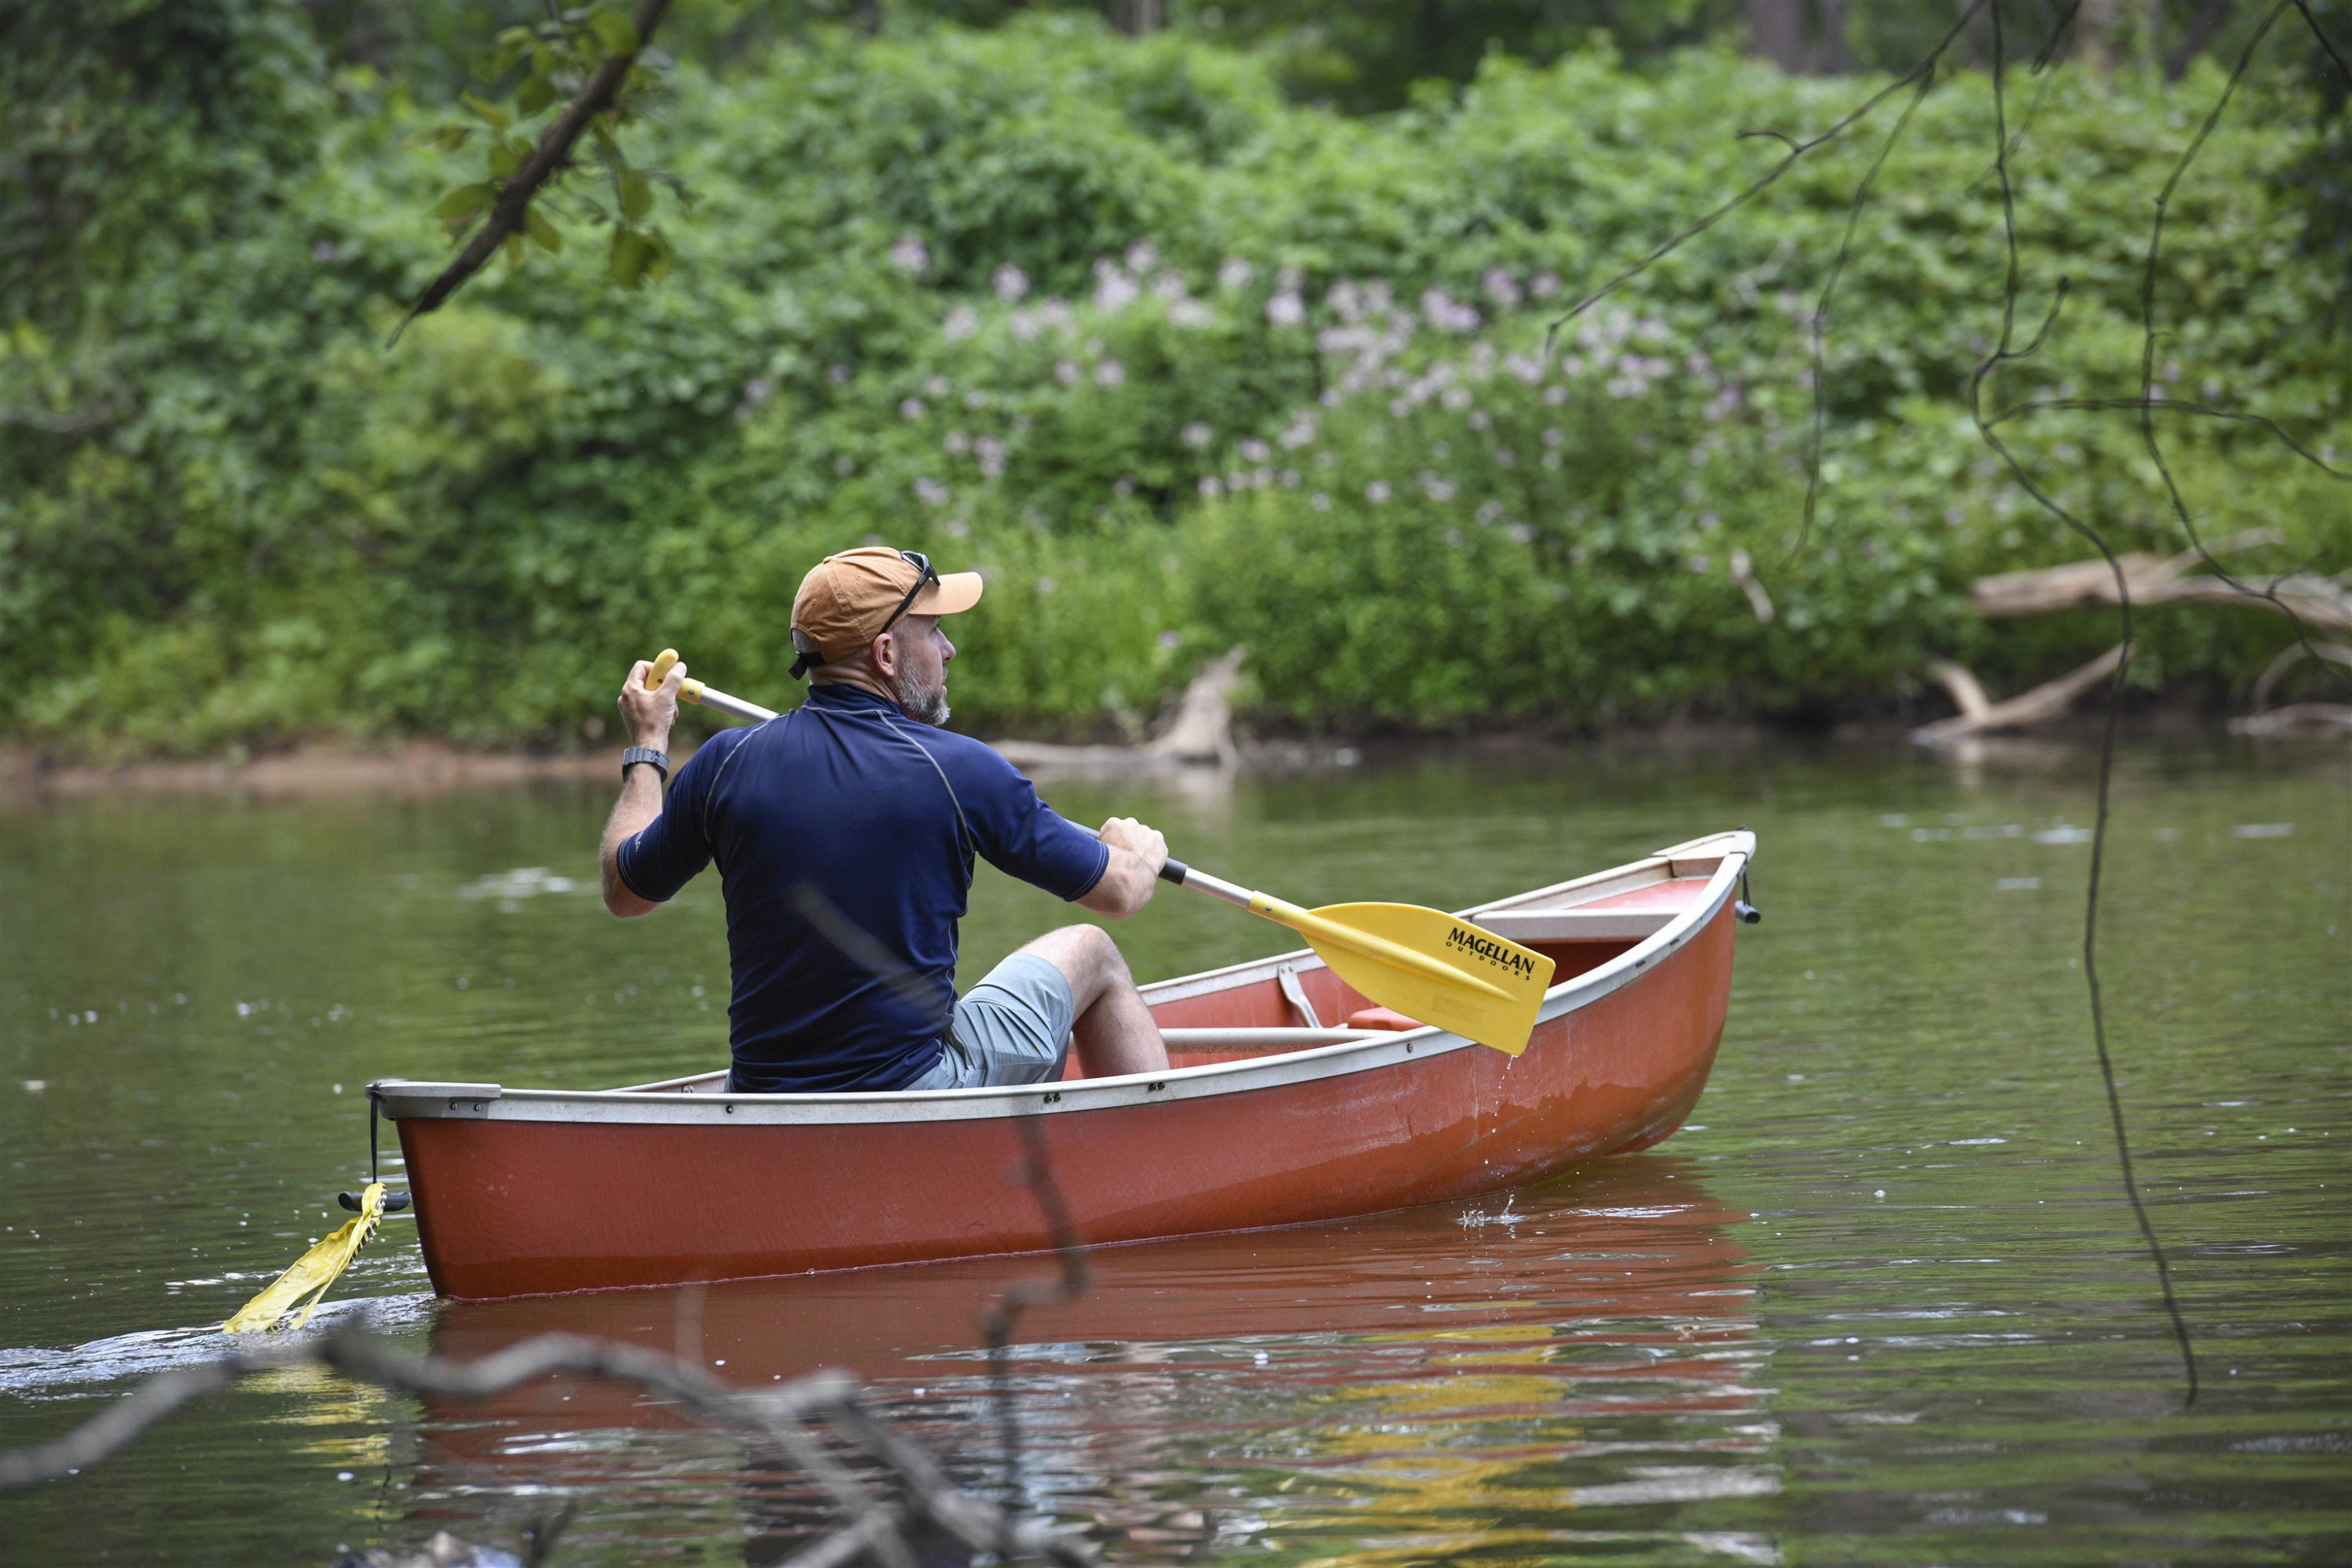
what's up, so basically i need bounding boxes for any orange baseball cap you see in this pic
[789,546,983,676]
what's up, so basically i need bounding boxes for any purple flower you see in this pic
[1181,422,1213,449]
[1094,265,1140,313]
[993,264,1030,302]
[1266,292,1305,328]
[1218,256,1254,291]
[740,378,773,407]
[1530,272,1561,299]
[1365,481,1391,503]
[1093,359,1126,387]
[899,397,927,419]
[1199,476,1224,498]
[942,306,979,341]
[1054,359,1081,387]
[1125,241,1160,274]
[912,477,949,507]
[944,430,971,455]
[890,235,929,275]
[1481,267,1523,310]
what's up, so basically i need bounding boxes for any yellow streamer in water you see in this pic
[223,1182,386,1334]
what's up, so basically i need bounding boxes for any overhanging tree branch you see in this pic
[391,0,675,344]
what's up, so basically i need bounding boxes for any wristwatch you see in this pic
[621,745,670,783]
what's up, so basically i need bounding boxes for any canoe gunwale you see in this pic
[371,830,1751,1129]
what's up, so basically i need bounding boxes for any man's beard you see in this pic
[893,666,950,727]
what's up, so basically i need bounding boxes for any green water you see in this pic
[2,735,2347,1565]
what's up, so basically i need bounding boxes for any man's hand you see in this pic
[1079,815,1168,919]
[619,657,686,749]
[1098,815,1168,877]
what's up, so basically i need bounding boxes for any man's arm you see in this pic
[601,657,685,918]
[1076,815,1168,919]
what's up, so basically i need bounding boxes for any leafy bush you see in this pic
[2,10,2347,756]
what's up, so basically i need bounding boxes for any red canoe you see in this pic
[374,829,1754,1300]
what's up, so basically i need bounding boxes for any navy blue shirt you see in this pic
[615,685,1109,1093]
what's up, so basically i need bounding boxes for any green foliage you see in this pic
[3,11,2347,756]
[416,2,690,296]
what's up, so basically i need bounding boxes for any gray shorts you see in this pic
[902,952,1076,1091]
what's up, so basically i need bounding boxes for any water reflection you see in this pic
[409,1156,1755,1562]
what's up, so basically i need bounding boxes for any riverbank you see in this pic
[5,699,2309,805]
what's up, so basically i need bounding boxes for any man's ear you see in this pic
[868,631,898,681]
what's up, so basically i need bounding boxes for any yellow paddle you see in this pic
[1152,862,1554,1055]
[636,650,1556,1054]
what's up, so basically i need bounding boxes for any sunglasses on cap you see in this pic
[789,550,938,680]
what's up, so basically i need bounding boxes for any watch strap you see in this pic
[621,745,670,782]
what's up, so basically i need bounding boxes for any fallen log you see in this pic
[1913,644,2125,745]
[993,648,1244,771]
[1969,530,2352,636]
[2229,702,2352,736]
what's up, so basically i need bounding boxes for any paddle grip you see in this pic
[1159,858,1187,885]
[339,1190,412,1213]
[645,648,679,690]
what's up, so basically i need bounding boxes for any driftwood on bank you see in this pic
[1918,532,2352,744]
[1969,546,2352,634]
[1915,645,2128,745]
[992,649,1245,771]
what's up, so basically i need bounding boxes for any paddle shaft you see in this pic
[1157,859,1515,1002]
[644,651,779,725]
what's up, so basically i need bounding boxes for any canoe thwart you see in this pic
[1475,907,1679,942]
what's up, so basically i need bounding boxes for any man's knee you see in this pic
[1022,924,1127,999]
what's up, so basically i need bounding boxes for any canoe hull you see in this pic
[387,833,1748,1299]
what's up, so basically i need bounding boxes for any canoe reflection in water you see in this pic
[410,1155,1767,1564]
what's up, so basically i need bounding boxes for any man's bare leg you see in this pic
[1019,925,1168,1077]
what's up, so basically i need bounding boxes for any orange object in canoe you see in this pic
[373,830,1755,1300]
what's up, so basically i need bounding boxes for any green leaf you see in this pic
[589,9,641,56]
[504,232,527,270]
[430,183,494,226]
[618,168,653,222]
[517,72,556,116]
[524,208,564,255]
[459,91,510,132]
[642,227,672,285]
[608,226,653,289]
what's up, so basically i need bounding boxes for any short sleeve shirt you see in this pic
[615,684,1108,1093]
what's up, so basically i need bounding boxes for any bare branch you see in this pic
[0,1330,1096,1566]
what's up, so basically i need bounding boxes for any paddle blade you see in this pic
[1301,902,1555,1056]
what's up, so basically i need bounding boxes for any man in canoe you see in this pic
[597,546,1174,1093]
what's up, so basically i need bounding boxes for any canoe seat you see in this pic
[1475,906,1678,942]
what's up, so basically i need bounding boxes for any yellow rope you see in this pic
[223,1182,386,1334]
